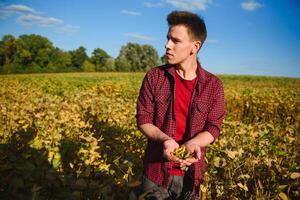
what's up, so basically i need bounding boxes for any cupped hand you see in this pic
[163,139,180,162]
[178,141,201,168]
[184,141,201,160]
[179,157,198,168]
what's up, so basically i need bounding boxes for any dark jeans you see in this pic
[129,175,201,200]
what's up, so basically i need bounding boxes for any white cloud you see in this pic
[166,0,212,11]
[0,4,80,34]
[241,1,264,11]
[121,10,141,16]
[123,33,155,41]
[0,4,36,19]
[5,4,35,13]
[144,2,164,8]
[16,14,63,27]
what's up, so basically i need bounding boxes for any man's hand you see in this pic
[179,141,201,167]
[163,139,180,162]
[185,141,201,160]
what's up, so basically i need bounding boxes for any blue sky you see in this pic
[0,0,299,77]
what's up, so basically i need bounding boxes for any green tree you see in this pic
[115,54,132,72]
[13,49,32,72]
[102,57,115,71]
[139,44,160,71]
[0,34,17,73]
[115,43,159,72]
[36,48,51,69]
[13,34,54,72]
[159,54,167,65]
[0,44,4,72]
[91,48,111,71]
[70,46,88,70]
[48,48,72,72]
[115,43,141,71]
[83,60,96,72]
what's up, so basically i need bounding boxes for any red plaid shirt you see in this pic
[136,63,225,193]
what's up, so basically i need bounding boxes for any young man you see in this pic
[135,11,225,200]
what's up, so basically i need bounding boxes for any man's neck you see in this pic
[175,59,198,80]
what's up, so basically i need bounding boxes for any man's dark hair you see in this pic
[167,11,207,44]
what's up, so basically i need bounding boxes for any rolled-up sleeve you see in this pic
[205,79,226,142]
[136,72,155,126]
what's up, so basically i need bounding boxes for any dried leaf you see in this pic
[290,172,300,179]
[237,182,248,191]
[226,150,238,159]
[213,157,226,168]
[278,192,288,200]
[278,185,288,190]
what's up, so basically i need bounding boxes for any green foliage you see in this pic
[83,60,96,72]
[0,34,88,73]
[91,48,114,71]
[159,54,167,65]
[48,48,72,72]
[115,54,132,72]
[139,44,160,70]
[14,34,54,72]
[102,57,116,72]
[69,46,88,70]
[0,35,16,72]
[115,42,159,71]
[0,34,164,73]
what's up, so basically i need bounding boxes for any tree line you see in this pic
[0,34,166,74]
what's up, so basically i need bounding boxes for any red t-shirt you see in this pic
[170,71,197,176]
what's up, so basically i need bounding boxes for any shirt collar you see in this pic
[164,61,205,83]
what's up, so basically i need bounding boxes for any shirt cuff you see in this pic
[136,115,153,126]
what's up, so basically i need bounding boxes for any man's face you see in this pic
[165,25,196,65]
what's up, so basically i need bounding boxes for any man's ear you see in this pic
[192,41,202,54]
